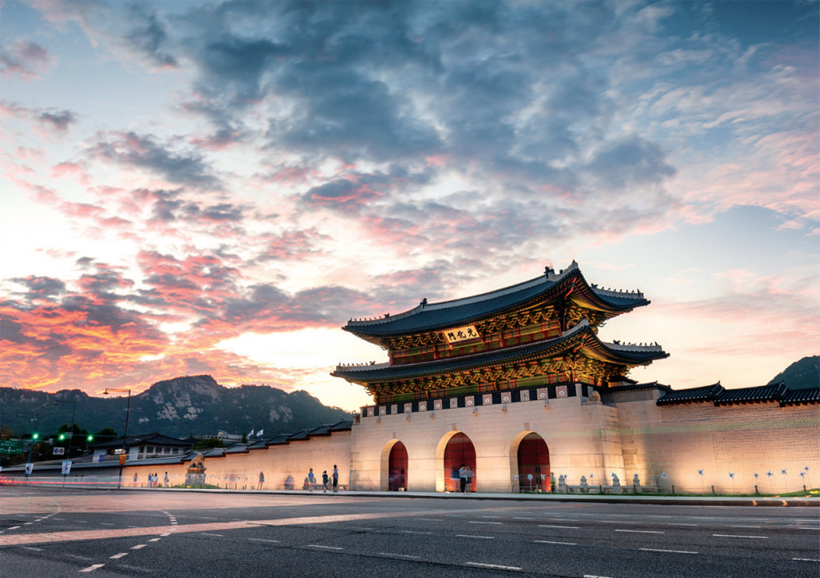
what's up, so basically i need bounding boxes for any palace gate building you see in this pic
[332,262,819,494]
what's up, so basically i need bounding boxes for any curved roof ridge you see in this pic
[347,262,579,327]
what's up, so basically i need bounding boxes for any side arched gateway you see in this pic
[388,441,408,491]
[514,432,550,492]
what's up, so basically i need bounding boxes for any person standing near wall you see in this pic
[459,464,467,494]
[258,471,264,490]
[332,465,339,492]
[164,472,169,488]
[307,468,316,491]
[322,470,328,492]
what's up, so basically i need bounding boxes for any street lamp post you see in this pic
[104,388,131,489]
[54,400,78,487]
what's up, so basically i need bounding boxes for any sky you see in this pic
[0,0,817,412]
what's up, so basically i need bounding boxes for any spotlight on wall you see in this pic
[472,409,478,416]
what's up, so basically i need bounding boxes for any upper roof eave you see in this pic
[342,263,648,340]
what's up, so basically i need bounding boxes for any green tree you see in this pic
[192,438,224,451]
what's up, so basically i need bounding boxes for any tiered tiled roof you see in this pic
[344,262,648,340]
[90,432,192,450]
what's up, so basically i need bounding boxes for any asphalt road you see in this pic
[0,487,818,577]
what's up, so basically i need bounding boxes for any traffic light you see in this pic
[32,433,39,440]
[87,434,94,442]
[59,433,66,441]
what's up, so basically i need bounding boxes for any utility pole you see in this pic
[54,400,78,487]
[104,388,131,489]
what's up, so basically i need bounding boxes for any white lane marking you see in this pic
[732,525,761,528]
[109,553,128,559]
[160,533,171,537]
[712,534,768,539]
[400,530,431,534]
[379,552,421,559]
[248,538,280,544]
[598,520,632,524]
[514,517,535,520]
[100,523,114,526]
[201,533,224,537]
[465,562,522,571]
[534,540,577,546]
[148,538,161,542]
[550,519,579,522]
[130,544,147,549]
[640,548,698,554]
[798,527,820,530]
[456,534,494,539]
[584,575,615,578]
[79,564,105,572]
[8,526,20,530]
[66,554,94,560]
[792,558,820,562]
[668,523,697,526]
[469,521,502,525]
[21,546,42,551]
[308,545,343,550]
[615,529,665,534]
[539,524,580,529]
[23,523,32,525]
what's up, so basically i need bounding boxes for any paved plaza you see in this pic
[0,486,818,577]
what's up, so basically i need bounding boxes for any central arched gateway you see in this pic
[517,432,550,492]
[388,441,408,491]
[443,432,476,492]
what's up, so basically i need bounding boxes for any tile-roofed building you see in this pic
[780,386,820,406]
[657,382,724,405]
[713,383,787,406]
[90,432,192,463]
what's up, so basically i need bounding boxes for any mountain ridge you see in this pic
[0,375,352,439]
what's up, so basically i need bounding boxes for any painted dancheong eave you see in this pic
[332,321,668,384]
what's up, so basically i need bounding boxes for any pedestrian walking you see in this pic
[307,468,316,491]
[459,464,467,493]
[322,470,329,492]
[332,465,339,492]
[258,471,265,490]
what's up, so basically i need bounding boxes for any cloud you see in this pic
[0,100,78,135]
[90,131,221,189]
[0,40,53,79]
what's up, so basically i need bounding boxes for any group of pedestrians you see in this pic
[139,472,169,488]
[305,465,339,492]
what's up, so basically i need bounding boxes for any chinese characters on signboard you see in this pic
[441,325,480,344]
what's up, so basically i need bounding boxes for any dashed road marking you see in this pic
[160,533,171,537]
[148,538,161,542]
[793,558,820,562]
[640,548,698,554]
[66,554,93,560]
[615,529,664,534]
[79,564,105,572]
[400,530,431,534]
[469,521,502,525]
[248,538,280,544]
[732,525,761,528]
[456,534,494,539]
[100,523,114,526]
[713,534,768,539]
[308,544,343,550]
[584,575,615,578]
[130,544,146,549]
[201,533,224,537]
[465,562,522,571]
[8,526,20,530]
[539,525,580,529]
[534,540,576,546]
[20,546,42,551]
[668,523,697,526]
[109,553,128,559]
[514,517,534,520]
[379,552,421,558]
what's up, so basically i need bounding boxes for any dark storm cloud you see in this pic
[10,276,66,300]
[36,109,78,132]
[0,40,52,79]
[586,135,677,188]
[123,4,178,69]
[90,131,220,188]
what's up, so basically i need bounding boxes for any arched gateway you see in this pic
[388,441,408,491]
[516,433,549,492]
[443,432,476,492]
